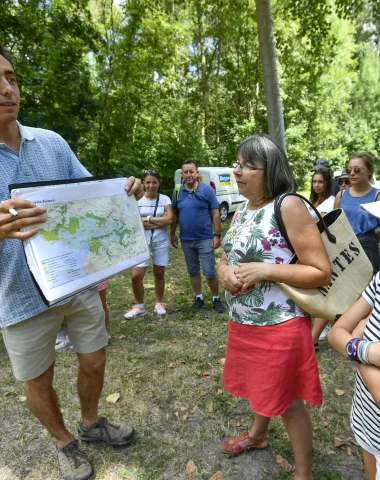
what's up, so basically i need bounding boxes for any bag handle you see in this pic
[150,193,160,242]
[274,192,336,254]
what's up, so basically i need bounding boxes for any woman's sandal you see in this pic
[221,431,268,457]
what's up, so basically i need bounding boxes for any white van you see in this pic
[174,167,245,221]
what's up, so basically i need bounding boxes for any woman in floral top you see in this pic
[218,135,331,480]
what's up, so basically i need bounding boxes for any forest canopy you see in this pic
[1,0,380,192]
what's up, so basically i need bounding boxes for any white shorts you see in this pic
[355,433,380,479]
[137,239,170,267]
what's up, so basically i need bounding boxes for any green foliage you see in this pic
[1,0,380,190]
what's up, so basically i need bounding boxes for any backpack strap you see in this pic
[174,183,182,205]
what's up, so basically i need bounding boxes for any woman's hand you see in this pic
[235,262,267,293]
[218,264,243,293]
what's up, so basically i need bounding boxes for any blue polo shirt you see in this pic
[172,181,219,241]
[0,123,90,327]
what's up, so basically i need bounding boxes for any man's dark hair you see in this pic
[182,158,198,170]
[235,134,298,199]
[0,43,15,70]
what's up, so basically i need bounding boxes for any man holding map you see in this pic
[0,44,143,480]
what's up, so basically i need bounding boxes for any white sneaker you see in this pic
[55,338,73,351]
[319,325,331,341]
[154,303,166,315]
[124,305,146,319]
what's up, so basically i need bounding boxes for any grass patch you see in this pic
[0,217,366,479]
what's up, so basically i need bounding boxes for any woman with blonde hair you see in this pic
[334,152,380,273]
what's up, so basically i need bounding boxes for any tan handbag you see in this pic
[274,193,373,322]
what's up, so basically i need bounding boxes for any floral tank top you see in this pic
[222,200,307,326]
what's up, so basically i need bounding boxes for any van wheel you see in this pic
[219,203,229,222]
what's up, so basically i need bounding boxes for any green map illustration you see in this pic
[37,195,146,285]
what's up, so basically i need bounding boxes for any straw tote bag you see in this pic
[274,192,373,322]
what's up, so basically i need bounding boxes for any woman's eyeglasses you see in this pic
[338,179,350,186]
[231,161,264,171]
[346,167,365,174]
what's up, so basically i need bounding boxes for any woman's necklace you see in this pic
[246,199,267,221]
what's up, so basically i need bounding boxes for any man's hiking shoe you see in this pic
[191,297,205,310]
[57,439,95,480]
[213,298,226,313]
[78,417,135,447]
[124,305,146,319]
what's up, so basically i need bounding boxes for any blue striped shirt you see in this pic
[0,123,89,327]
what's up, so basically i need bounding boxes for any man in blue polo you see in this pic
[0,44,143,480]
[171,159,225,313]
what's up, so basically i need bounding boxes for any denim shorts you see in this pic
[181,239,216,278]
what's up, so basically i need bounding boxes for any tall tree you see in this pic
[255,0,286,152]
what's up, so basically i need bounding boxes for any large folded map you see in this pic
[10,177,149,306]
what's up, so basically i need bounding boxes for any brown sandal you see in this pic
[221,431,268,456]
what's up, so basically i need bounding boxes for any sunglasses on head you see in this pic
[144,169,159,175]
[346,166,365,174]
[315,160,330,167]
[338,179,350,186]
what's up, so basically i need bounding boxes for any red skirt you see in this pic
[223,316,322,417]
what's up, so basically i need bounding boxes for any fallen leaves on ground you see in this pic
[169,362,178,368]
[186,460,198,476]
[209,472,224,480]
[334,438,347,448]
[203,371,211,378]
[118,335,126,340]
[347,447,352,456]
[217,388,223,395]
[335,388,345,396]
[106,393,120,404]
[18,396,27,402]
[218,358,225,365]
[275,455,293,472]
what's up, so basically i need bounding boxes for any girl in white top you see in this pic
[309,169,335,220]
[309,169,336,347]
[124,170,173,318]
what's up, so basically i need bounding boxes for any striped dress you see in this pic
[351,272,380,450]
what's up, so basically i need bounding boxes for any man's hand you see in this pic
[0,199,46,241]
[171,233,178,248]
[125,177,144,200]
[212,236,220,249]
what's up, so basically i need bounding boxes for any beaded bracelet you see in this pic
[356,339,374,365]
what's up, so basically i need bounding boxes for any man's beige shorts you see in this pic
[2,288,108,382]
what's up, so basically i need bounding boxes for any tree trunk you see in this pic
[197,0,208,148]
[255,0,286,153]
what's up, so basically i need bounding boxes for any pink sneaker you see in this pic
[154,303,166,315]
[124,305,146,319]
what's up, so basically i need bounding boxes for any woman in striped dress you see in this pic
[329,270,380,480]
